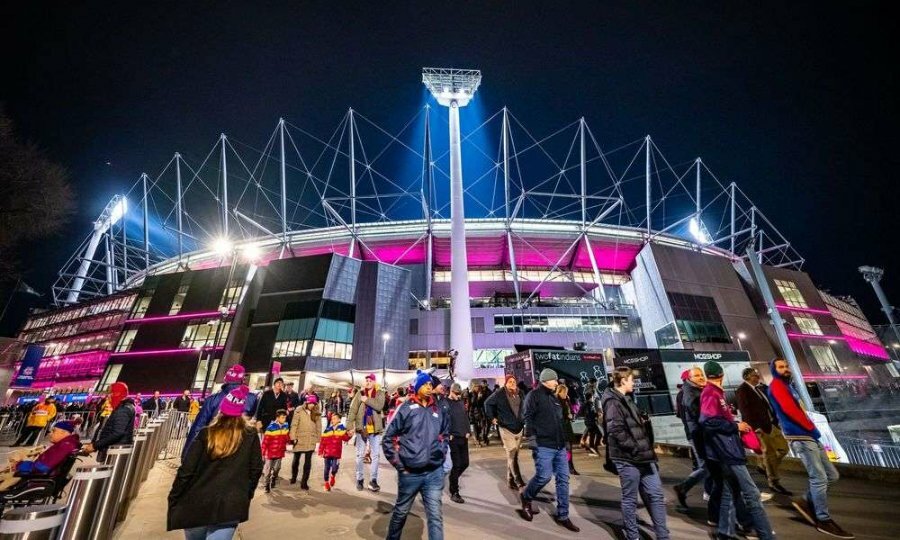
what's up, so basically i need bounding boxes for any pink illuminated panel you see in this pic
[844,336,890,360]
[110,346,223,358]
[33,350,111,383]
[775,304,832,316]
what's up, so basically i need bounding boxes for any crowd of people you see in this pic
[1,357,857,540]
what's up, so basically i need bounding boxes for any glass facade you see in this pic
[169,274,193,315]
[130,289,155,319]
[794,316,824,335]
[473,348,514,368]
[271,299,356,360]
[667,292,732,344]
[180,320,231,348]
[775,279,808,308]
[493,314,630,333]
[809,344,842,373]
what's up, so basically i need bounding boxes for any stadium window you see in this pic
[131,289,155,319]
[116,328,138,352]
[774,279,808,308]
[794,316,824,335]
[809,345,841,373]
[169,273,194,315]
[409,318,419,335]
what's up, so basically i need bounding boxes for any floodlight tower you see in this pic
[859,266,900,346]
[422,67,482,383]
[66,195,128,304]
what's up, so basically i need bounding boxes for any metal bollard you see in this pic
[116,434,147,523]
[91,444,132,540]
[57,465,113,539]
[0,504,67,540]
[138,427,159,483]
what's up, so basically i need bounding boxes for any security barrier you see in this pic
[57,465,112,539]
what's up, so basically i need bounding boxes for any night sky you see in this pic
[2,2,897,335]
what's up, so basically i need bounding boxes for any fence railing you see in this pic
[841,438,900,469]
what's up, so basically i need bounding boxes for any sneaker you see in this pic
[329,474,336,488]
[450,492,465,504]
[706,520,718,527]
[515,478,526,489]
[271,477,278,488]
[791,497,817,526]
[703,491,710,502]
[673,483,688,509]
[264,481,271,493]
[324,482,331,492]
[356,479,364,491]
[368,480,381,492]
[815,519,855,539]
[300,483,309,491]
[508,479,519,490]
[759,491,774,502]
[553,517,581,532]
[736,524,760,539]
[289,477,297,485]
[768,482,792,496]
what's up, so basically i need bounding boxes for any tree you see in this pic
[0,107,76,279]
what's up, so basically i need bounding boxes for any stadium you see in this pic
[3,68,893,444]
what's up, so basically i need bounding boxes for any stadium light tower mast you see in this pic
[859,266,900,346]
[422,67,482,382]
[65,195,128,304]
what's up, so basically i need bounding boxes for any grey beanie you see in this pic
[539,368,558,383]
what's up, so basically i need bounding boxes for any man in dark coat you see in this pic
[172,390,192,413]
[446,383,470,504]
[143,391,164,418]
[519,369,579,532]
[255,377,288,433]
[602,366,669,540]
[674,367,711,510]
[83,382,135,460]
[736,367,791,495]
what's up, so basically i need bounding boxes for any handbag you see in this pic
[741,429,763,455]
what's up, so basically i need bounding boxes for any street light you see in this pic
[736,332,747,351]
[381,333,391,386]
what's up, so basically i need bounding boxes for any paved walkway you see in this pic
[106,442,895,540]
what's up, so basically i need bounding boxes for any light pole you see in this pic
[736,332,747,351]
[422,67,482,385]
[381,333,391,387]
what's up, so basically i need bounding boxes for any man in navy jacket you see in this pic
[383,370,448,540]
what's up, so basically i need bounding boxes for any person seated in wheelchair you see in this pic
[0,421,81,494]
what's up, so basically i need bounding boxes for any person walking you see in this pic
[701,360,775,540]
[581,391,602,456]
[736,367,791,496]
[382,371,449,540]
[519,368,579,532]
[674,367,711,511]
[167,385,263,540]
[318,413,351,491]
[183,364,257,458]
[11,395,57,447]
[446,382,470,504]
[261,409,290,493]
[144,391,164,418]
[602,366,670,540]
[347,373,385,492]
[768,358,853,539]
[173,390,192,413]
[484,374,526,490]
[555,384,579,475]
[82,382,135,461]
[289,394,321,489]
[255,378,288,433]
[188,398,201,423]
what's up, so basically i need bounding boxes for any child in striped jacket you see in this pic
[261,409,290,493]
[318,413,351,491]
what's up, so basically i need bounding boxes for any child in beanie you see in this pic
[318,412,352,491]
[261,409,290,492]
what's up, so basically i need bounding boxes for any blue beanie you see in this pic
[413,370,433,393]
[54,421,76,433]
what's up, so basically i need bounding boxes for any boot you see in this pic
[264,479,271,493]
[569,462,580,476]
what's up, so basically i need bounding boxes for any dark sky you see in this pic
[2,2,897,334]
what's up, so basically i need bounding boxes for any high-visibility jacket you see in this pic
[26,403,56,428]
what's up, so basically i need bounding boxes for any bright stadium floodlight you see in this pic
[66,194,129,304]
[689,216,712,245]
[211,237,233,256]
[422,67,482,384]
[422,67,482,107]
[241,243,262,262]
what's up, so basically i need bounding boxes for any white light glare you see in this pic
[109,197,128,226]
[382,333,391,341]
[212,237,233,255]
[737,332,747,340]
[689,216,712,245]
[241,244,262,261]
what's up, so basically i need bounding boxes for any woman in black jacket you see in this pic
[555,384,579,475]
[168,386,263,539]
[601,367,669,540]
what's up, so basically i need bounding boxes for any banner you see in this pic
[13,344,44,387]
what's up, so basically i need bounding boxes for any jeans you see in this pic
[680,441,710,493]
[386,466,444,540]
[614,461,670,540]
[448,437,469,494]
[498,427,524,482]
[324,457,340,482]
[183,522,238,540]
[757,427,789,484]
[710,461,775,540]
[523,446,569,520]
[355,433,381,481]
[791,439,839,521]
[291,450,313,486]
[263,458,282,484]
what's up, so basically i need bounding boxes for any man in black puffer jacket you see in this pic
[602,366,669,540]
[383,371,449,540]
[83,382,136,461]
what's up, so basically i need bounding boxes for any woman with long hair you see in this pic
[555,384,579,475]
[168,386,263,540]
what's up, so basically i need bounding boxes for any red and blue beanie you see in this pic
[413,370,432,393]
